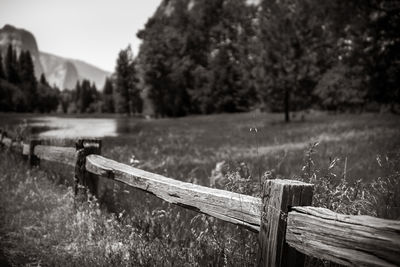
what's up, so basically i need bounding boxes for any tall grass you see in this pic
[0,152,258,266]
[297,142,400,218]
[0,112,399,265]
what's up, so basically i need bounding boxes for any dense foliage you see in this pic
[136,0,399,119]
[102,78,115,113]
[50,46,142,115]
[1,0,398,119]
[137,0,259,117]
[0,45,59,112]
[114,46,142,115]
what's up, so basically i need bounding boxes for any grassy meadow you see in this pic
[0,111,399,266]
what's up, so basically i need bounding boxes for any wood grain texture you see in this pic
[39,138,77,147]
[85,154,262,231]
[286,206,400,266]
[33,145,77,167]
[257,179,314,267]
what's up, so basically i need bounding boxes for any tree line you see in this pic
[0,44,141,115]
[57,45,142,115]
[136,0,399,121]
[0,45,59,112]
[1,0,398,121]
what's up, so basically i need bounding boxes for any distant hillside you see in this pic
[0,24,110,90]
[40,52,109,90]
[71,58,111,89]
[39,52,79,89]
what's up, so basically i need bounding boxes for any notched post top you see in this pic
[258,179,314,267]
[76,139,102,154]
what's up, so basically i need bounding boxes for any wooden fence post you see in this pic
[29,139,42,167]
[74,139,102,199]
[257,179,314,267]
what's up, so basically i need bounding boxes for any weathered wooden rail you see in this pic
[1,129,399,267]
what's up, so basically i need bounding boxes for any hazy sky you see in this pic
[0,0,163,72]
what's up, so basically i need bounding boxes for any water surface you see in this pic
[30,117,118,138]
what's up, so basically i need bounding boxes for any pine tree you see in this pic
[115,48,130,114]
[259,0,334,122]
[40,73,49,86]
[200,0,258,113]
[128,60,142,114]
[75,81,81,111]
[206,47,243,113]
[0,52,14,111]
[114,46,141,115]
[89,82,99,113]
[102,77,115,113]
[139,16,190,117]
[335,1,400,111]
[19,50,37,111]
[78,79,92,113]
[37,79,59,113]
[5,45,19,84]
[137,0,258,117]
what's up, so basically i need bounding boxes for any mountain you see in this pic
[39,52,109,90]
[39,52,79,89]
[0,24,110,90]
[71,58,111,89]
[0,24,44,77]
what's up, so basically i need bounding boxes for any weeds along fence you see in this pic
[1,129,399,267]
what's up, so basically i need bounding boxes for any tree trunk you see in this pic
[284,89,290,123]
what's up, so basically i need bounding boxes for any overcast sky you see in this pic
[0,0,163,72]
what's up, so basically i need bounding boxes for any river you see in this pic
[30,116,118,138]
[0,115,144,138]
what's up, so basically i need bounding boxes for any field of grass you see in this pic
[0,111,399,265]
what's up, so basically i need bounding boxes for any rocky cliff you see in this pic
[0,24,44,77]
[40,52,109,89]
[0,24,110,90]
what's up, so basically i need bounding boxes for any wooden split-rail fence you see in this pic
[0,129,399,267]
